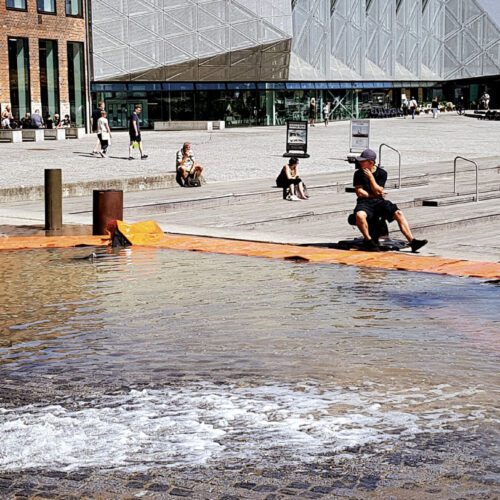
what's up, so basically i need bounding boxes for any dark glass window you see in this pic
[66,0,82,17]
[8,37,31,121]
[67,42,86,127]
[39,40,60,119]
[37,0,56,14]
[6,0,27,10]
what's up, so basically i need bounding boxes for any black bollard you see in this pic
[45,168,63,231]
[92,190,123,235]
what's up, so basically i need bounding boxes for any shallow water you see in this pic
[0,247,498,495]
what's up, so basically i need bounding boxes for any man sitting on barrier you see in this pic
[176,142,204,187]
[351,148,428,252]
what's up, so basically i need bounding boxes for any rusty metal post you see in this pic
[92,190,123,235]
[45,169,63,230]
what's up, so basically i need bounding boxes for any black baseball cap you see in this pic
[355,148,377,162]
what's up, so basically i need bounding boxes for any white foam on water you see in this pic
[0,383,487,472]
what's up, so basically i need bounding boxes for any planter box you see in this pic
[0,129,23,143]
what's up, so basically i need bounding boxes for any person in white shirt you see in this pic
[176,142,204,186]
[97,111,111,158]
[409,97,418,119]
[323,102,330,126]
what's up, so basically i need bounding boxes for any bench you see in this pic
[65,127,86,139]
[154,120,225,131]
[0,129,23,143]
[22,129,45,142]
[44,128,66,140]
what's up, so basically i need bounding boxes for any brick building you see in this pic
[0,0,89,127]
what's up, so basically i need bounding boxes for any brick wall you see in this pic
[0,0,87,119]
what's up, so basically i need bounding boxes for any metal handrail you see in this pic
[379,143,402,189]
[454,156,479,202]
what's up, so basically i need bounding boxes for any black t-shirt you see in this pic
[129,112,140,136]
[353,167,387,197]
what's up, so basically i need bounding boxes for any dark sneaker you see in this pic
[362,239,380,252]
[410,238,428,253]
[141,155,148,160]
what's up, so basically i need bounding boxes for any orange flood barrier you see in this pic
[0,220,499,280]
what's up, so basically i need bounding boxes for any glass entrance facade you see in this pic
[92,81,437,129]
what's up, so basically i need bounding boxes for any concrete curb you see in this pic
[0,174,178,202]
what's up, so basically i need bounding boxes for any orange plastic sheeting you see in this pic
[116,220,165,246]
[143,234,500,280]
[0,235,108,251]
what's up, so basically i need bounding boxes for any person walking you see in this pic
[401,99,409,119]
[308,98,316,126]
[128,105,148,160]
[431,97,439,119]
[97,110,111,158]
[323,101,330,126]
[409,97,418,120]
[480,91,490,110]
[92,101,105,155]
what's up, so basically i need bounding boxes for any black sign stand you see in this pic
[283,120,310,158]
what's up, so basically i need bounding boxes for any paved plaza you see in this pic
[1,114,499,263]
[1,113,500,188]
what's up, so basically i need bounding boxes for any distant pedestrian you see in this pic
[431,98,439,119]
[97,111,111,158]
[46,114,54,129]
[54,113,61,128]
[401,99,409,119]
[1,105,13,129]
[31,109,44,128]
[323,102,330,126]
[309,98,316,126]
[128,105,148,160]
[409,97,418,119]
[480,91,490,110]
[92,101,105,155]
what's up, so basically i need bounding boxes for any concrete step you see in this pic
[422,189,500,206]
[0,174,178,203]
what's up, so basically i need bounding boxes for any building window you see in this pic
[66,0,82,17]
[37,0,56,14]
[67,42,86,127]
[39,40,60,119]
[8,37,31,121]
[6,0,27,10]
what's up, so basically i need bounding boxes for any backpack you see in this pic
[185,173,201,187]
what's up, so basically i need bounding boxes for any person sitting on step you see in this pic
[352,148,427,252]
[276,157,308,201]
[176,142,204,187]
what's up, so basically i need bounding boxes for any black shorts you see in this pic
[129,133,141,143]
[354,198,399,222]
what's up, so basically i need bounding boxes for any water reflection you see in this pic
[0,247,498,474]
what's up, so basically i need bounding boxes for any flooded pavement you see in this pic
[0,248,499,498]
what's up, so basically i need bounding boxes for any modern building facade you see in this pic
[0,0,89,126]
[89,0,500,128]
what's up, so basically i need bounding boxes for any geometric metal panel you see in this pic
[91,0,293,82]
[90,0,500,82]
